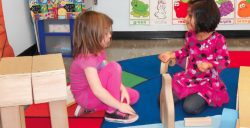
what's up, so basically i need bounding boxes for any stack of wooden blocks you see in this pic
[0,53,69,128]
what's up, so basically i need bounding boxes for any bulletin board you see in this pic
[129,0,250,25]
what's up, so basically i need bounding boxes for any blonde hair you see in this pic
[73,11,113,59]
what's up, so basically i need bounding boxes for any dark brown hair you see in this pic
[73,11,113,59]
[188,0,220,33]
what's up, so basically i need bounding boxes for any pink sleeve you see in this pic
[77,56,97,69]
[211,34,230,74]
[173,32,190,63]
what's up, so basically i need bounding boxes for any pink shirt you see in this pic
[69,50,107,97]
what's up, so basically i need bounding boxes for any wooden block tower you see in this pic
[32,53,69,128]
[0,56,33,128]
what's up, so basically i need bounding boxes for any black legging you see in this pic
[157,92,208,115]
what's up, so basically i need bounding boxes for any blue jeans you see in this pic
[157,93,208,115]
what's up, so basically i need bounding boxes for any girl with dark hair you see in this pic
[158,0,230,115]
[70,11,139,123]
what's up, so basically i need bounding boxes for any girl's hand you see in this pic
[121,86,130,105]
[118,103,136,116]
[158,53,171,63]
[197,62,213,72]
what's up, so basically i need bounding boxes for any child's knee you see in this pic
[183,102,205,115]
[134,90,139,103]
[183,103,199,115]
[130,89,139,105]
[108,62,122,72]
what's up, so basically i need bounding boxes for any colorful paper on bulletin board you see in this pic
[216,0,235,24]
[29,0,86,20]
[150,0,172,25]
[235,0,250,24]
[129,0,150,25]
[172,0,189,25]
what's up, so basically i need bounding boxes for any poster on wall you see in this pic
[129,0,150,25]
[150,0,172,25]
[235,0,250,24]
[172,0,188,25]
[216,0,235,24]
[29,0,86,20]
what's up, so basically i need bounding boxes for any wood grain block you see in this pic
[32,54,67,104]
[236,119,239,128]
[184,117,212,127]
[49,100,69,128]
[66,85,76,107]
[160,74,175,128]
[0,57,33,107]
[238,66,250,128]
[236,89,239,111]
[160,59,176,74]
[1,106,26,128]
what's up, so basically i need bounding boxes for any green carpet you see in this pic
[122,71,148,88]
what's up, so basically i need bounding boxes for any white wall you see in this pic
[2,0,36,56]
[93,0,250,31]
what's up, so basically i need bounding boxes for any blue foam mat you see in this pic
[219,108,238,128]
[102,55,239,128]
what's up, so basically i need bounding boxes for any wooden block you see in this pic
[238,66,250,128]
[160,61,170,74]
[1,106,25,128]
[165,52,176,67]
[160,74,175,128]
[236,119,239,128]
[184,117,212,127]
[49,100,69,128]
[0,57,33,107]
[66,85,76,107]
[236,89,239,111]
[160,59,176,74]
[19,106,26,128]
[32,54,67,104]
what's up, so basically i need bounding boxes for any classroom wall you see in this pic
[93,0,250,31]
[2,0,36,56]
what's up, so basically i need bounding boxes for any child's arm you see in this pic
[84,67,136,115]
[158,52,176,63]
[210,35,230,74]
[198,35,230,73]
[120,83,130,104]
[159,32,190,63]
[173,33,190,63]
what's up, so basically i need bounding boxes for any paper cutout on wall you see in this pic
[235,0,250,24]
[172,0,188,25]
[130,0,150,25]
[217,0,235,25]
[150,0,172,25]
